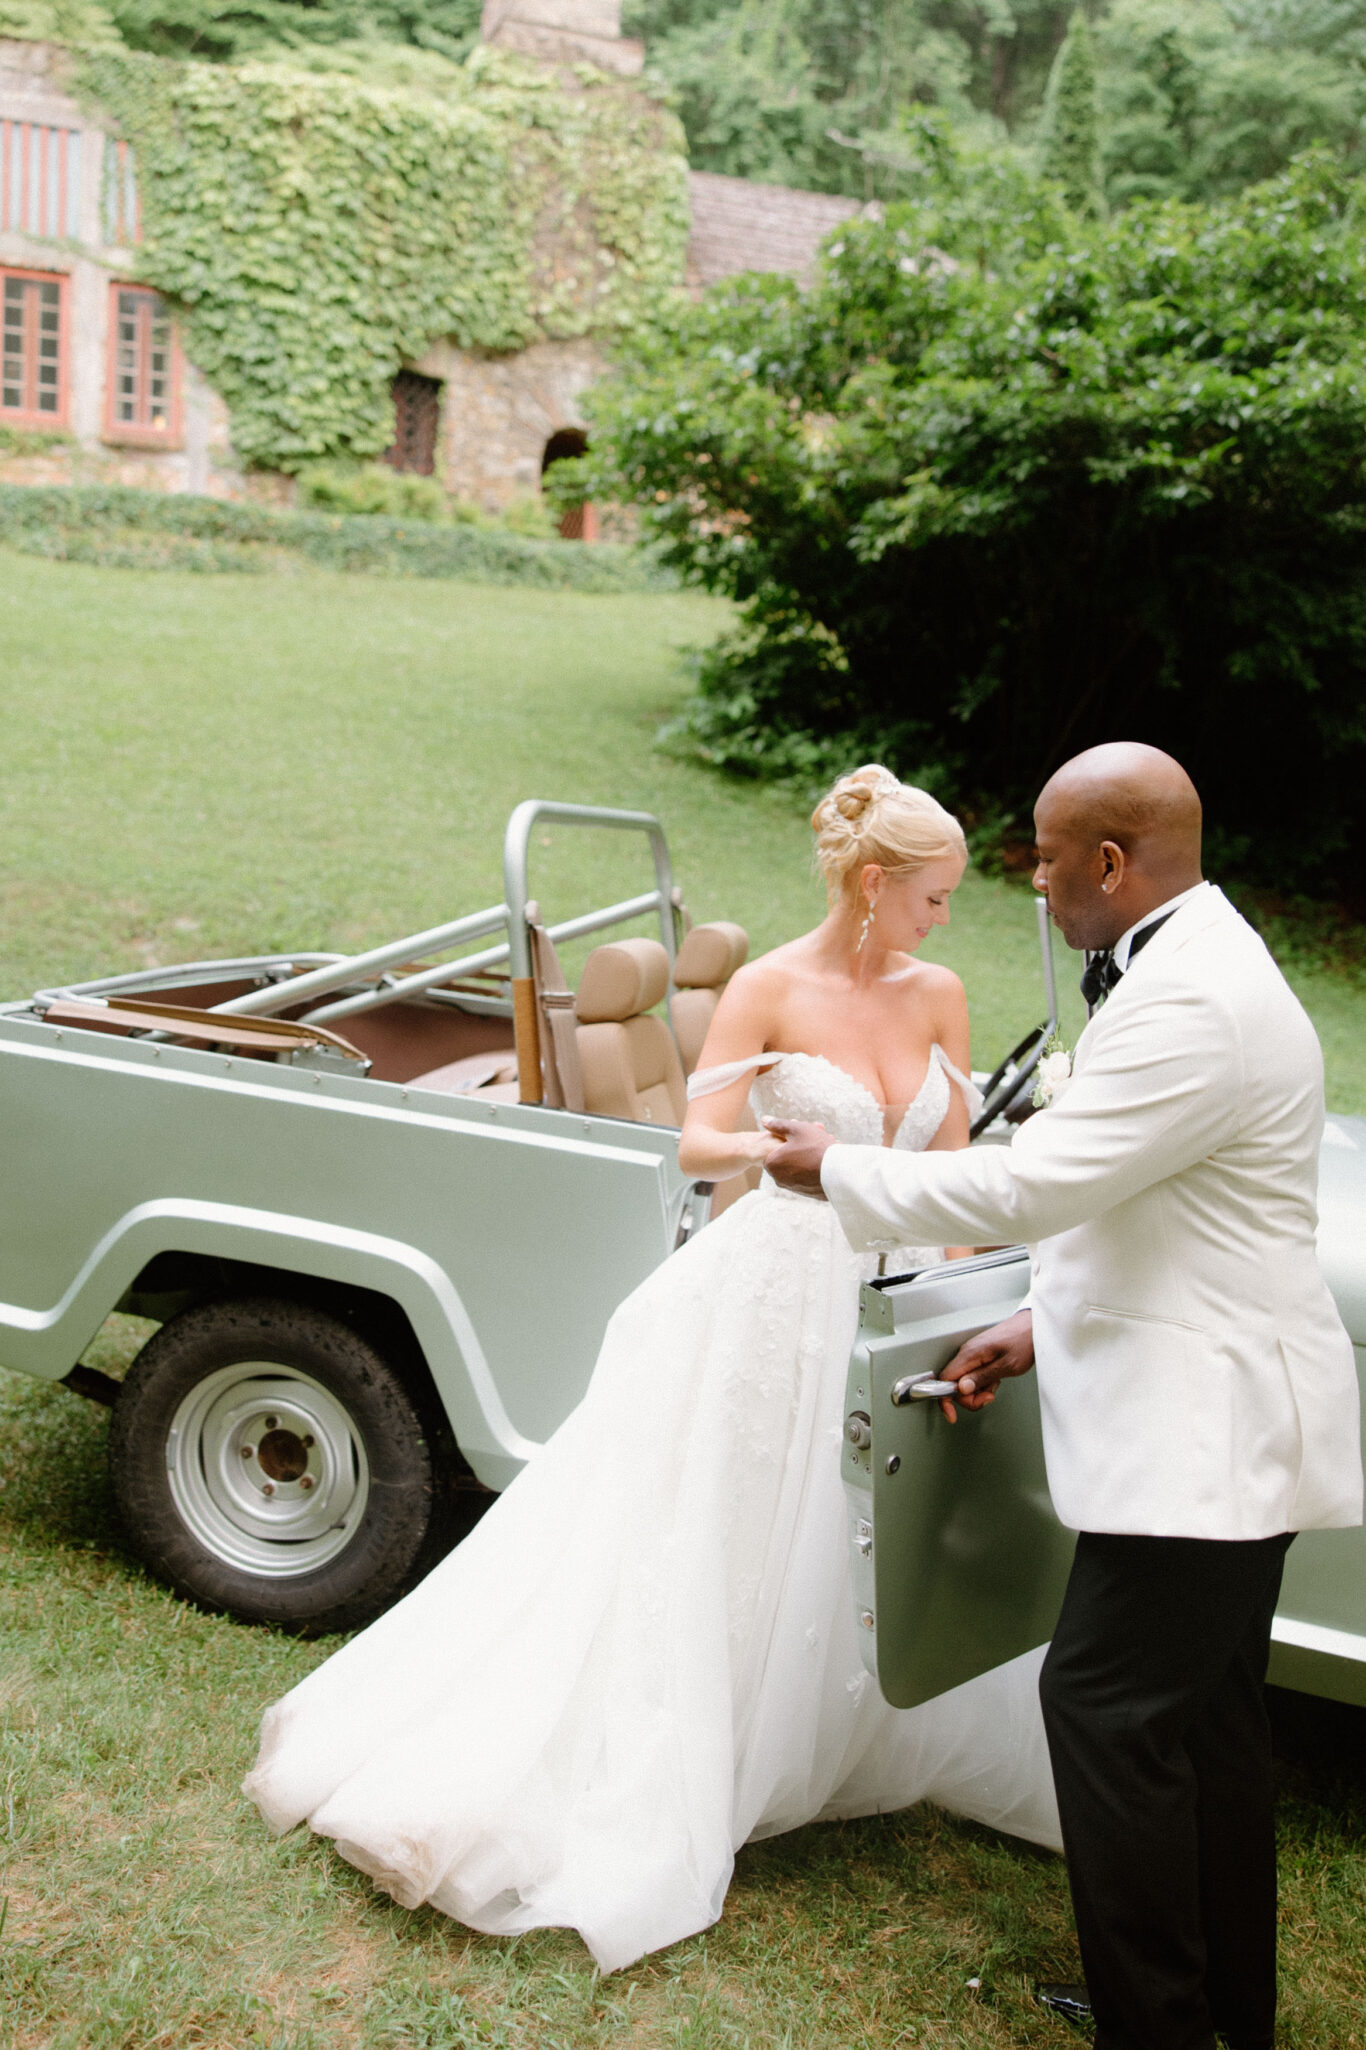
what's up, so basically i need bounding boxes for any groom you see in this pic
[765,742,1362,2050]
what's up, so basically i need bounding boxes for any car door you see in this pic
[843,1246,1076,1709]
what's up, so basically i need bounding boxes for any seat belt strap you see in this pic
[526,904,586,1112]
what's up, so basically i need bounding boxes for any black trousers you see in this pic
[1039,1530,1293,2050]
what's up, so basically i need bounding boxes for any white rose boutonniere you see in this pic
[1032,1035,1073,1110]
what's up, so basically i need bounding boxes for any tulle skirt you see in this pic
[245,1185,1059,1973]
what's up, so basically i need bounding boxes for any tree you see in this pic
[1041,8,1105,212]
[1097,0,1364,207]
[567,151,1366,892]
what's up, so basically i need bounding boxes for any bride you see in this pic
[244,766,1060,1973]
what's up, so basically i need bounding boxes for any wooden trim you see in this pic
[0,265,68,429]
[511,976,543,1103]
[102,281,184,450]
[42,997,366,1062]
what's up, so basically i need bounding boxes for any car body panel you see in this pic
[846,1112,1366,1710]
[0,1009,688,1487]
[843,1249,1076,1709]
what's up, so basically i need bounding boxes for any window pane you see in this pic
[108,287,174,433]
[2,273,64,419]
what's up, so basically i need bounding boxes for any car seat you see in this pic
[575,938,687,1125]
[669,921,749,1074]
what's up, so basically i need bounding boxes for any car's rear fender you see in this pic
[0,1199,537,1489]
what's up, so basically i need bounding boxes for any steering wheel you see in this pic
[970,1022,1051,1139]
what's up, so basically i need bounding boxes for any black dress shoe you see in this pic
[1036,1982,1093,2028]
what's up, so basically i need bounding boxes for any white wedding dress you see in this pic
[245,1047,1060,1972]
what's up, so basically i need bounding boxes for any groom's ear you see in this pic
[1098,839,1127,894]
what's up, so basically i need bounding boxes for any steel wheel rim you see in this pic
[165,1361,369,1577]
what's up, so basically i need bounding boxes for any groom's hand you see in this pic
[762,1120,834,1198]
[939,1310,1035,1423]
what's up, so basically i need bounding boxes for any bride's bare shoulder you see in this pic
[707,936,818,1032]
[898,956,969,1033]
[727,934,820,996]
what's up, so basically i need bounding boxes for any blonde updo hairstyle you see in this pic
[811,764,967,902]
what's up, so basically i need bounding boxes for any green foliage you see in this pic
[576,147,1366,892]
[76,45,689,473]
[629,0,1031,200]
[0,0,120,42]
[626,0,1366,210]
[1097,0,1366,205]
[639,0,827,190]
[296,461,450,520]
[1041,8,1105,214]
[106,0,481,63]
[499,490,557,538]
[0,481,670,587]
[0,423,76,456]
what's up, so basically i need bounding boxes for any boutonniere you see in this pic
[1032,1032,1074,1109]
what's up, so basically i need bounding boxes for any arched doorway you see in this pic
[541,427,597,541]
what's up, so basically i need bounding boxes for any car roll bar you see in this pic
[501,801,678,1104]
[206,802,680,1105]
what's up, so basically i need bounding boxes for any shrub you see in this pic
[577,148,1366,893]
[295,463,450,521]
[499,491,557,539]
[0,483,671,590]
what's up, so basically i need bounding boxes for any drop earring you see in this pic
[857,899,876,952]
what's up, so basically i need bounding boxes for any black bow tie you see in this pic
[1080,949,1120,1008]
[1080,911,1175,1011]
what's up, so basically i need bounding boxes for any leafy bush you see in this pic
[576,148,1366,892]
[0,483,670,589]
[296,462,450,521]
[498,491,557,539]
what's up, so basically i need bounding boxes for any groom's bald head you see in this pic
[1034,743,1203,952]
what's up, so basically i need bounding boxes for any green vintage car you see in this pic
[0,801,1362,1717]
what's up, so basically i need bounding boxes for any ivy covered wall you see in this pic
[75,44,690,471]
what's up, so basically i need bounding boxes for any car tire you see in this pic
[109,1294,448,1633]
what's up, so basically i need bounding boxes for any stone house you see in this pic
[0,7,863,516]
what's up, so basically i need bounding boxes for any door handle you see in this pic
[890,1372,956,1404]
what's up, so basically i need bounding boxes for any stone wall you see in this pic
[414,335,603,512]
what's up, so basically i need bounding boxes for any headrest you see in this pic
[576,938,671,1023]
[672,921,749,990]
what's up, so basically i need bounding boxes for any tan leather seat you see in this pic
[669,921,749,1074]
[575,938,687,1125]
[409,1049,520,1096]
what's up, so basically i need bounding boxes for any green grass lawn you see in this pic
[0,548,1363,2049]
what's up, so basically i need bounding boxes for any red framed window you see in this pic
[1,268,66,426]
[105,285,181,446]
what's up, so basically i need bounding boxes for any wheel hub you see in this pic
[166,1363,369,1578]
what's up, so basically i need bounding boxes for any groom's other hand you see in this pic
[939,1310,1035,1423]
[762,1120,834,1197]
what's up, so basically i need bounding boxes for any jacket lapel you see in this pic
[1071,886,1235,1073]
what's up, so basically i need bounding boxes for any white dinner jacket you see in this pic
[822,884,1363,1539]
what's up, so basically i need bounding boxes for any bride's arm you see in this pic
[676,967,785,1184]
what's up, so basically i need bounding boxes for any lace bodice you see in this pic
[688,1045,980,1154]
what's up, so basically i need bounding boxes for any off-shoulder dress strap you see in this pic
[686,1053,784,1101]
[931,1043,985,1124]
